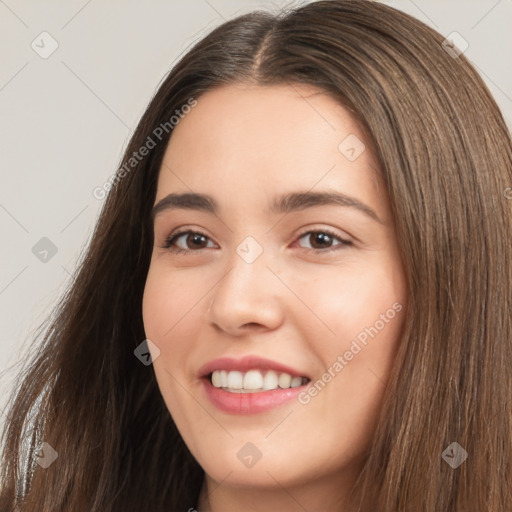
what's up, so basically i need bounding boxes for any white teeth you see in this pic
[227,370,243,389]
[278,373,292,389]
[210,369,308,393]
[263,370,279,390]
[211,371,222,387]
[243,370,263,390]
[290,376,303,388]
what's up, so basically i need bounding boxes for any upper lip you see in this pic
[198,355,311,380]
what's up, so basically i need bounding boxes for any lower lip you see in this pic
[201,377,308,414]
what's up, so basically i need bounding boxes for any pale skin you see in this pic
[142,82,408,512]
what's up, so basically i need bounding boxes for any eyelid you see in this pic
[161,227,215,253]
[160,225,353,254]
[292,226,353,252]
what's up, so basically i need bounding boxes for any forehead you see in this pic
[164,82,368,162]
[155,83,386,219]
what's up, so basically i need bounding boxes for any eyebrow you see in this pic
[151,190,382,223]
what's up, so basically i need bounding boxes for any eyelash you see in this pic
[161,228,352,255]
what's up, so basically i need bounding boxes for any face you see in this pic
[142,83,407,505]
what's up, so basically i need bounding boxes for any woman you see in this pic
[1,1,511,510]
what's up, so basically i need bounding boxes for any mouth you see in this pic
[198,355,312,414]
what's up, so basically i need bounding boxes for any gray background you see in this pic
[1,0,511,435]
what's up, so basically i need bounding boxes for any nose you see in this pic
[207,246,284,336]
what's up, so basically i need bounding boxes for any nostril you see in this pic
[242,322,264,329]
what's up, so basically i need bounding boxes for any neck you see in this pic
[195,465,362,512]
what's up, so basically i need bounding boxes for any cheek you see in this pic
[142,266,202,426]
[142,263,201,340]
[141,265,206,393]
[299,261,405,340]
[294,255,406,387]
[294,266,405,449]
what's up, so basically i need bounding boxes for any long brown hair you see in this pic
[1,1,511,510]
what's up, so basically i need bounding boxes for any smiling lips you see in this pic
[198,355,311,414]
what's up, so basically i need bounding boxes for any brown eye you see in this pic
[162,228,351,255]
[163,230,215,253]
[296,230,352,252]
